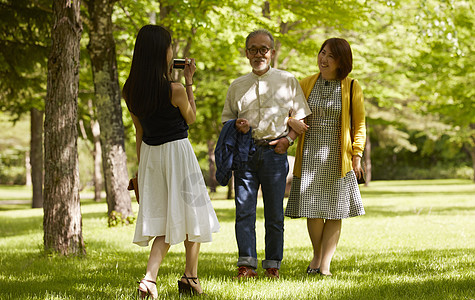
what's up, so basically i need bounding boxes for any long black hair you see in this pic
[122,25,172,118]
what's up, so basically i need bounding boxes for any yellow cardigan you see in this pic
[293,73,366,178]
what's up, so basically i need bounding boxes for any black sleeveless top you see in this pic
[140,99,188,146]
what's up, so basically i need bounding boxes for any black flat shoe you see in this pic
[306,266,320,275]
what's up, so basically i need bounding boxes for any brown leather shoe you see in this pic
[264,268,279,279]
[235,266,257,279]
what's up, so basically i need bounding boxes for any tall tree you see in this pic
[43,0,85,255]
[31,107,43,207]
[83,0,133,221]
[78,100,103,202]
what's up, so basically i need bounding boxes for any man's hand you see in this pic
[235,118,250,134]
[269,137,289,154]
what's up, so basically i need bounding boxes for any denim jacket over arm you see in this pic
[214,119,254,186]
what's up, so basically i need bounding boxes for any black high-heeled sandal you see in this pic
[137,278,157,299]
[178,274,206,296]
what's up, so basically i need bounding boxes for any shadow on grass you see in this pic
[329,277,474,300]
[3,202,473,240]
[1,245,473,299]
[0,202,31,211]
[0,249,150,299]
[282,247,475,299]
[0,210,110,238]
[0,214,42,237]
[0,245,237,299]
[1,179,473,299]
[285,246,475,276]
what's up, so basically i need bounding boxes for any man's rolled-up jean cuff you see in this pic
[237,256,258,269]
[262,260,281,269]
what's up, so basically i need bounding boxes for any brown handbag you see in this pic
[127,177,139,203]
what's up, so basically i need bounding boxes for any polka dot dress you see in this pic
[285,76,365,219]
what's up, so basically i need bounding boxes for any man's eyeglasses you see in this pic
[247,47,271,55]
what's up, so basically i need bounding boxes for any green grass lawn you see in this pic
[0,180,474,299]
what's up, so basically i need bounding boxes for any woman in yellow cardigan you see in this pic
[286,38,366,276]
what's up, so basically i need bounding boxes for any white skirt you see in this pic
[133,138,220,246]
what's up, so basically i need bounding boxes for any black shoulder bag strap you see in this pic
[349,79,355,142]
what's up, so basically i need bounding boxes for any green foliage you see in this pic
[77,138,97,190]
[408,0,474,144]
[1,180,474,299]
[108,210,136,227]
[0,112,29,184]
[0,0,51,117]
[0,149,26,185]
[371,126,472,180]
[0,0,473,185]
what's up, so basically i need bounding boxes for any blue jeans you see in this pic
[234,145,289,269]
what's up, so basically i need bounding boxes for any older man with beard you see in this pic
[221,29,311,279]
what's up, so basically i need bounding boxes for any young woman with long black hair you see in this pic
[123,25,219,299]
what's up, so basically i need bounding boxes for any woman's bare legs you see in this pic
[307,218,342,275]
[181,237,203,294]
[307,218,324,269]
[140,236,203,295]
[140,236,170,298]
[319,219,341,275]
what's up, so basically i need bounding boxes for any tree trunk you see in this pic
[91,116,103,202]
[79,100,103,202]
[85,0,133,221]
[364,122,372,185]
[43,0,85,255]
[31,108,44,208]
[207,139,217,193]
[25,152,31,186]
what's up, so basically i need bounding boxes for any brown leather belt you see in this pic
[253,137,282,147]
[253,139,271,146]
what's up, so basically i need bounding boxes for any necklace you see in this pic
[316,78,331,118]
